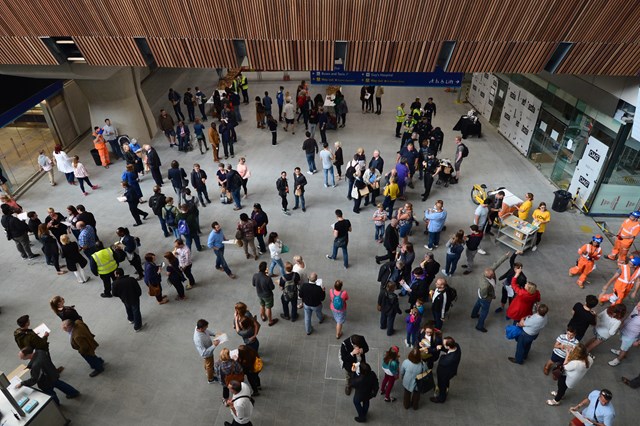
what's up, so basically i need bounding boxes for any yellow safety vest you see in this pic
[240,75,248,90]
[92,248,117,275]
[396,106,405,123]
[232,80,239,93]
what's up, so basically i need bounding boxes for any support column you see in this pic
[76,67,155,143]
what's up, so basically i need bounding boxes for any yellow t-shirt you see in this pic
[532,209,551,233]
[384,183,400,200]
[518,200,532,220]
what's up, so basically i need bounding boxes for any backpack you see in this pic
[253,356,263,373]
[282,273,298,302]
[220,192,232,204]
[461,144,469,158]
[164,207,176,227]
[149,194,165,216]
[177,219,189,236]
[369,372,380,399]
[345,164,356,180]
[332,290,344,310]
[234,395,255,405]
[445,286,458,310]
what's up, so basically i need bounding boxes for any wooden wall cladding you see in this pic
[0,0,638,74]
[0,37,58,65]
[73,37,146,67]
[245,40,333,71]
[346,41,440,72]
[556,43,640,76]
[447,42,556,74]
[146,38,236,68]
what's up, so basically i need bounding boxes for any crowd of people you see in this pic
[2,76,640,426]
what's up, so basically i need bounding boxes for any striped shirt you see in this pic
[552,333,578,359]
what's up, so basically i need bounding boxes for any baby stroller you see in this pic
[435,158,454,187]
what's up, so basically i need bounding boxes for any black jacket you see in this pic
[226,170,242,192]
[498,252,527,287]
[378,289,401,315]
[382,224,399,252]
[276,177,289,195]
[22,349,59,392]
[112,275,142,304]
[422,259,441,285]
[2,214,29,240]
[148,193,167,216]
[437,344,462,382]
[351,370,378,401]
[146,148,162,168]
[190,169,208,189]
[293,173,307,193]
[340,335,369,369]
[299,282,325,307]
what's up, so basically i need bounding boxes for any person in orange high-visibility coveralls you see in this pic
[599,256,640,305]
[607,211,640,262]
[92,127,110,169]
[569,235,603,288]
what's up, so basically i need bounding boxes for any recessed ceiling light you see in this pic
[55,40,76,45]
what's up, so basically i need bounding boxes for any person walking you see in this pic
[301,132,318,174]
[607,211,640,262]
[380,346,400,402]
[470,252,512,332]
[60,234,89,283]
[208,122,221,162]
[319,142,336,188]
[299,272,326,335]
[509,304,549,365]
[52,144,76,184]
[330,280,349,339]
[251,203,268,254]
[207,221,237,279]
[72,155,99,196]
[608,300,640,366]
[173,238,196,289]
[112,268,144,331]
[443,230,465,277]
[252,261,279,326]
[531,202,551,251]
[276,171,291,215]
[326,209,352,269]
[193,319,221,384]
[546,343,593,406]
[121,163,143,201]
[121,181,149,227]
[267,232,286,277]
[61,319,105,377]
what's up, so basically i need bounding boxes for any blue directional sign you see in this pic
[310,69,463,88]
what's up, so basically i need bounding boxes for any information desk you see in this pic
[496,214,538,252]
[453,115,482,139]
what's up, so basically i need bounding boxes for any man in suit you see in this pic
[430,337,461,403]
[340,334,369,396]
[62,319,105,377]
[112,268,144,332]
[144,144,163,186]
[375,218,399,264]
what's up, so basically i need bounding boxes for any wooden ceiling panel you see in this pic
[73,36,146,67]
[0,37,58,65]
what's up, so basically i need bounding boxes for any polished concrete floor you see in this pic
[0,68,637,426]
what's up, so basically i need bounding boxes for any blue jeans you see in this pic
[124,301,143,330]
[184,233,202,251]
[347,178,355,199]
[445,253,461,275]
[158,216,170,237]
[323,167,335,186]
[304,304,323,334]
[231,188,242,208]
[45,379,79,405]
[353,395,370,420]
[428,230,441,248]
[269,258,285,275]
[515,331,538,364]
[380,312,396,336]
[214,247,232,275]
[471,298,491,329]
[306,153,317,173]
[281,294,298,320]
[81,354,104,371]
[331,242,349,268]
[374,224,384,240]
[294,193,306,209]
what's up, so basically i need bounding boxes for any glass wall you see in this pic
[0,102,59,193]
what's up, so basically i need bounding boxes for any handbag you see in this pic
[235,229,244,240]
[415,369,434,394]
[505,325,523,340]
[294,188,302,196]
[281,244,289,254]
[359,186,370,196]
[551,363,564,381]
[147,284,161,297]
[253,357,264,373]
[350,185,360,199]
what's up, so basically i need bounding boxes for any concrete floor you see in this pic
[0,68,637,426]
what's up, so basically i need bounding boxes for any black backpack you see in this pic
[369,372,380,399]
[461,144,469,158]
[164,207,176,227]
[345,164,356,180]
[445,286,458,310]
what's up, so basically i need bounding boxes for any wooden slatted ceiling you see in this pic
[0,37,58,65]
[147,38,236,68]
[73,37,146,67]
[346,41,440,72]
[556,43,640,76]
[245,40,334,71]
[447,42,557,74]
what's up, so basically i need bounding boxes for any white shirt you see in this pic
[283,103,295,120]
[595,310,622,340]
[564,357,592,388]
[269,241,282,260]
[231,382,253,424]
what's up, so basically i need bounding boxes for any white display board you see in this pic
[568,136,609,208]
[591,184,640,214]
[498,82,542,155]
[468,73,498,118]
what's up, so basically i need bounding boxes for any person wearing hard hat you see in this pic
[599,256,640,305]
[607,211,640,262]
[569,235,603,288]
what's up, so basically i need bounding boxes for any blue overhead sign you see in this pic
[310,69,463,88]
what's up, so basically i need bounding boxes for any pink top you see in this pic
[237,163,251,179]
[73,162,89,178]
[330,289,349,312]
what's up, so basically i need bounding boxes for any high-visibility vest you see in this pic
[92,248,117,275]
[231,80,239,94]
[396,106,405,123]
[620,219,640,239]
[412,108,421,118]
[579,243,601,260]
[240,75,248,90]
[617,264,633,284]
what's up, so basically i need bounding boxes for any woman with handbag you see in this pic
[214,348,244,399]
[443,230,465,277]
[400,348,425,410]
[60,234,89,283]
[333,141,344,180]
[116,227,144,280]
[237,344,262,396]
[267,232,286,277]
[163,252,186,301]
[363,166,381,206]
[352,170,367,214]
[547,343,593,406]
[143,253,168,305]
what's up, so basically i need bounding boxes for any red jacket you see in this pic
[506,277,540,321]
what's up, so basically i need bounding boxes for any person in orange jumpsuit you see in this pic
[569,235,603,288]
[92,127,110,169]
[599,256,640,305]
[607,211,640,262]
